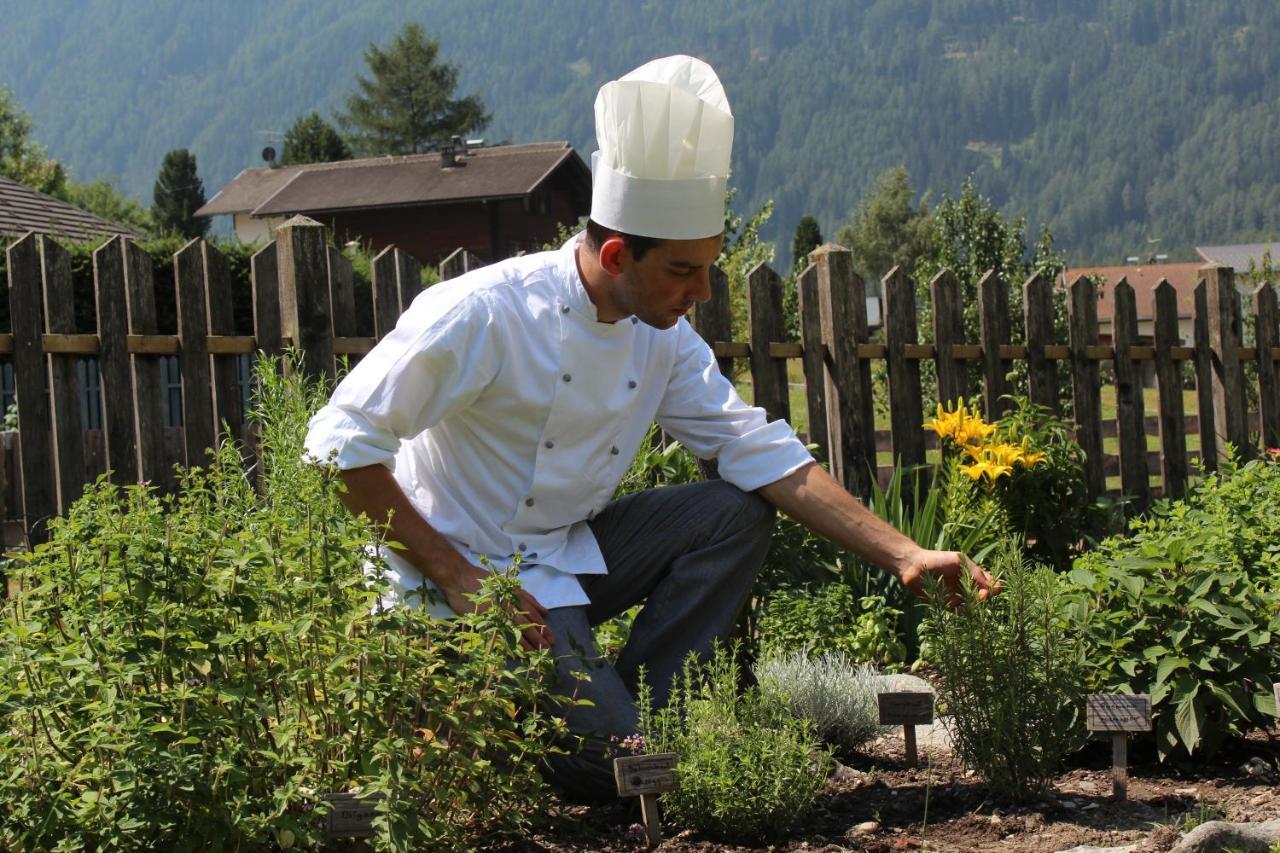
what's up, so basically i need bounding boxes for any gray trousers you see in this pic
[541,479,777,802]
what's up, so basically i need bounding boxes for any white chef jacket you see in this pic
[304,234,813,617]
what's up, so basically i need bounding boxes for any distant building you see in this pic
[1196,241,1280,276]
[195,142,591,266]
[0,175,138,242]
[1064,261,1202,342]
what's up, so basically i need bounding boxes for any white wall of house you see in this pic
[232,213,287,244]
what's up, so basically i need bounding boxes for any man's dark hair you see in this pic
[584,219,663,261]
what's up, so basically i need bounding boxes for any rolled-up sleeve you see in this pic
[304,289,502,470]
[655,321,813,491]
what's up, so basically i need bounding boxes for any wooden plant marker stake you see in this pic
[321,791,386,839]
[1273,682,1279,719]
[1086,694,1151,800]
[614,753,677,848]
[878,692,934,768]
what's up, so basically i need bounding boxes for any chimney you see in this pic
[452,134,467,156]
[441,145,457,167]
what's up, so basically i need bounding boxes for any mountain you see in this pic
[3,0,1279,269]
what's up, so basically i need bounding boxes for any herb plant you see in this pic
[755,650,884,756]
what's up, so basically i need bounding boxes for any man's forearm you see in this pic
[757,461,922,580]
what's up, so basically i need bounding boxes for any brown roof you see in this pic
[1065,262,1203,323]
[0,175,137,241]
[196,142,588,218]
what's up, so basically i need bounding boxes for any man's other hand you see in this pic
[442,559,555,653]
[896,549,998,606]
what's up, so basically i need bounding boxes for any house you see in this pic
[195,142,592,266]
[1063,261,1202,344]
[1196,241,1280,277]
[0,175,137,242]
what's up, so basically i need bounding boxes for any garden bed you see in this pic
[519,722,1280,852]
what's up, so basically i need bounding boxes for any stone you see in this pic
[851,821,880,835]
[1239,757,1271,778]
[1167,818,1280,852]
[1174,787,1198,796]
[1053,845,1136,853]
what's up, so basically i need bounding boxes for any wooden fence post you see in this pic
[252,241,282,360]
[93,236,141,485]
[327,246,356,338]
[124,238,170,491]
[813,243,874,499]
[930,269,967,407]
[1204,264,1249,460]
[1023,272,1059,412]
[1152,280,1188,499]
[8,233,55,545]
[174,239,215,465]
[277,216,334,381]
[883,266,926,475]
[746,262,790,424]
[203,242,243,445]
[438,247,482,281]
[690,264,733,480]
[1112,278,1149,511]
[978,270,1011,420]
[1253,283,1279,450]
[42,236,87,512]
[796,262,828,461]
[396,249,424,311]
[370,246,400,341]
[1193,279,1218,472]
[1068,275,1105,499]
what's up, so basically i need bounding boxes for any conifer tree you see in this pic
[151,149,208,239]
[280,113,352,165]
[790,215,823,273]
[338,23,488,156]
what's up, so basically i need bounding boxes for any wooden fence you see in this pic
[3,215,1278,550]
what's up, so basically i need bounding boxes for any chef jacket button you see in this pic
[544,439,554,449]
[561,304,570,314]
[525,497,535,507]
[631,317,639,324]
[518,542,527,551]
[627,380,637,389]
[562,373,572,383]
[610,446,620,455]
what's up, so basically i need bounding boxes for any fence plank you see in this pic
[1068,275,1105,499]
[1023,272,1058,412]
[124,239,169,491]
[92,236,141,485]
[277,217,334,381]
[930,269,967,407]
[796,263,828,460]
[203,242,242,445]
[41,237,88,512]
[1152,280,1188,499]
[746,263,790,424]
[175,239,214,465]
[1203,265,1249,459]
[1192,279,1218,472]
[1253,283,1279,450]
[327,246,356,338]
[371,246,400,341]
[883,267,925,472]
[1111,277,1149,511]
[814,243,874,498]
[978,270,1011,419]
[252,241,282,360]
[438,247,482,281]
[396,249,423,311]
[692,265,733,378]
[8,234,55,544]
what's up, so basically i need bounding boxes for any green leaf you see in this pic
[1154,656,1187,687]
[1173,691,1203,755]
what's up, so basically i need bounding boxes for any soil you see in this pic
[507,722,1280,852]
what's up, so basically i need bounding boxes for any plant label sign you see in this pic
[878,691,934,768]
[615,753,678,848]
[1086,694,1151,801]
[1086,694,1151,732]
[322,791,385,838]
[1273,681,1279,718]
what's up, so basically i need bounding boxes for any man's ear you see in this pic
[598,236,627,276]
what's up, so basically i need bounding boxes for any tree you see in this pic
[64,177,153,234]
[790,215,823,274]
[338,23,489,156]
[151,149,208,239]
[835,165,931,284]
[0,85,66,196]
[280,112,352,165]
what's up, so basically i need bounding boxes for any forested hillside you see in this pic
[2,0,1278,266]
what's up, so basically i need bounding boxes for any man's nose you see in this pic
[691,270,713,304]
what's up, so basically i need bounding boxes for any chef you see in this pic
[304,54,994,802]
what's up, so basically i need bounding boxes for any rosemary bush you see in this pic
[0,355,566,851]
[639,645,830,842]
[921,542,1082,801]
[755,651,884,756]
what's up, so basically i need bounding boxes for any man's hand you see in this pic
[439,557,555,653]
[896,548,998,605]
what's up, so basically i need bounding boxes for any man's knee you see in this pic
[707,479,777,537]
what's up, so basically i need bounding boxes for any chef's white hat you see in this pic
[590,54,734,240]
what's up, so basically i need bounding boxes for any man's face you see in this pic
[615,234,724,329]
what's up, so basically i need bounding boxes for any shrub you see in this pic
[756,584,906,667]
[0,355,566,851]
[1062,453,1280,761]
[639,645,830,842]
[755,651,884,755]
[922,542,1082,800]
